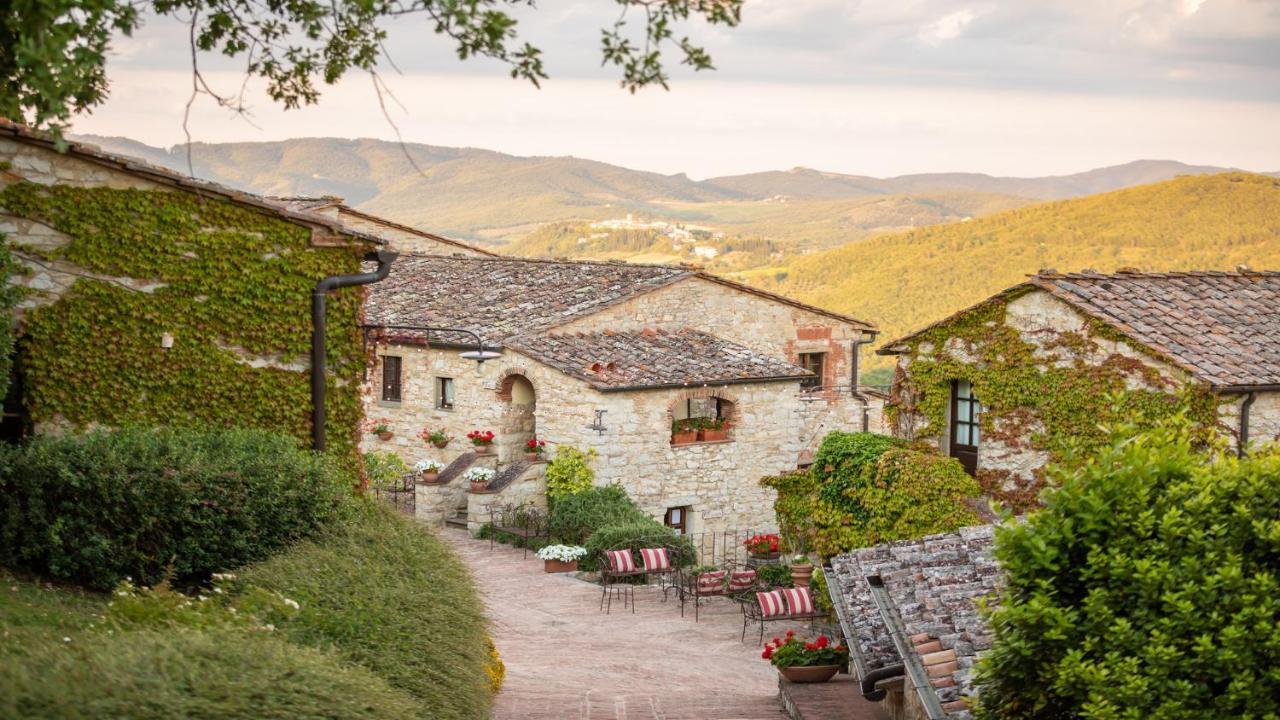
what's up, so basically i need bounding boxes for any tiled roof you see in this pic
[364,255,693,346]
[0,120,382,247]
[830,525,1001,719]
[507,328,813,390]
[268,196,499,257]
[880,269,1280,389]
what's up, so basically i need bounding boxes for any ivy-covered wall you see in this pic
[0,178,368,460]
[886,287,1220,511]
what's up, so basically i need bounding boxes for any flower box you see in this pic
[536,545,587,571]
[698,428,728,442]
[671,430,698,445]
[543,559,578,573]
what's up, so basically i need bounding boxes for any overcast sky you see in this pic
[69,0,1280,178]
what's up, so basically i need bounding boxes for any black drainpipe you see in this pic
[312,250,398,452]
[851,336,875,432]
[1238,391,1257,459]
[862,663,906,701]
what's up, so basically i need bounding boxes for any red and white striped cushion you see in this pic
[757,590,787,618]
[728,569,757,591]
[639,547,670,571]
[697,570,727,591]
[782,587,814,615]
[606,550,636,573]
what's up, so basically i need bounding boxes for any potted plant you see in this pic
[762,631,849,684]
[743,533,781,560]
[699,416,730,442]
[535,544,587,573]
[467,429,496,454]
[525,438,546,461]
[671,417,700,445]
[366,418,394,441]
[790,554,815,588]
[463,467,495,492]
[418,427,453,449]
[415,459,445,483]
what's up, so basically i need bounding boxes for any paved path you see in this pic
[442,529,789,720]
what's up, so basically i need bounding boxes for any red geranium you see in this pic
[466,429,495,447]
[760,634,849,669]
[743,533,781,555]
[526,438,546,455]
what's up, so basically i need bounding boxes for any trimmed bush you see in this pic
[238,502,495,719]
[544,445,597,500]
[547,484,650,545]
[0,427,351,590]
[975,424,1280,719]
[581,520,695,572]
[0,628,421,719]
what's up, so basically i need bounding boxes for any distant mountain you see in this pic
[734,172,1280,368]
[71,135,1266,244]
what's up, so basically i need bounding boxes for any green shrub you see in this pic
[548,484,650,544]
[755,562,793,589]
[0,427,352,590]
[545,444,597,500]
[0,628,421,719]
[363,450,409,489]
[975,422,1280,719]
[238,502,495,719]
[581,520,694,572]
[813,431,904,518]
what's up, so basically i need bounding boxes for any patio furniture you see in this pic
[598,542,681,614]
[740,586,826,644]
[487,503,548,559]
[678,563,763,621]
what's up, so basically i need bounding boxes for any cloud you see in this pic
[918,8,985,46]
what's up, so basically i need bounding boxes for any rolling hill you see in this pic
[734,172,1280,369]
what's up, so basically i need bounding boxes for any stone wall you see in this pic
[333,208,490,257]
[1219,390,1280,453]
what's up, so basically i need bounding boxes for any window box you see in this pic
[672,429,699,445]
[698,427,729,442]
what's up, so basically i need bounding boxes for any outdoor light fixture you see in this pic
[160,332,174,349]
[369,325,500,365]
[585,409,609,436]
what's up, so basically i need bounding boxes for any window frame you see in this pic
[950,379,981,450]
[798,352,825,389]
[436,376,455,410]
[380,356,402,403]
[664,506,689,535]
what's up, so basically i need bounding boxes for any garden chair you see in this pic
[740,585,826,644]
[487,503,547,559]
[678,562,762,621]
[598,542,681,614]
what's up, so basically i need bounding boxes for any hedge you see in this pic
[975,423,1280,719]
[0,427,352,590]
[547,484,651,545]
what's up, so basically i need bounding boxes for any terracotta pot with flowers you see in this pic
[366,418,394,441]
[525,438,547,462]
[415,459,445,484]
[671,418,700,445]
[790,554,815,587]
[762,631,849,684]
[743,533,781,560]
[467,429,496,454]
[463,467,495,492]
[535,544,587,573]
[698,416,730,442]
[418,427,452,449]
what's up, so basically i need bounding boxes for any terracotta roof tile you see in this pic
[507,328,812,390]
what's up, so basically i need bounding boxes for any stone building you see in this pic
[360,254,883,533]
[828,524,1000,720]
[879,270,1280,504]
[0,120,379,448]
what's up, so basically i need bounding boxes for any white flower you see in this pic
[282,598,300,610]
[415,459,445,472]
[535,545,588,562]
[462,467,496,483]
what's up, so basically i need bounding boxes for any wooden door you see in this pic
[949,380,980,476]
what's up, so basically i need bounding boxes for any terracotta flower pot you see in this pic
[779,665,840,684]
[791,563,815,588]
[525,452,541,462]
[699,428,728,442]
[671,430,698,445]
[431,439,450,449]
[543,559,578,574]
[377,431,393,441]
[470,480,489,492]
[473,444,493,455]
[419,471,440,484]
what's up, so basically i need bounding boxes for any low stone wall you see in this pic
[465,462,547,533]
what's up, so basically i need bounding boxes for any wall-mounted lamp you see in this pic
[160,332,175,349]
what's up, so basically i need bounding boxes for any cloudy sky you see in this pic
[70,0,1280,178]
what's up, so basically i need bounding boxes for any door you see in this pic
[949,380,981,476]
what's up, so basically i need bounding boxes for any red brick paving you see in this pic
[442,529,790,719]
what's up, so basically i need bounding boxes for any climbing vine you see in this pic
[0,232,27,401]
[0,183,368,461]
[887,289,1221,510]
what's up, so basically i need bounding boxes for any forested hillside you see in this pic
[737,173,1280,368]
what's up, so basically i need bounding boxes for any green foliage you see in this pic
[763,431,980,558]
[0,235,25,401]
[580,521,694,573]
[3,0,741,134]
[547,484,649,545]
[975,421,1280,720]
[238,503,496,719]
[544,444,598,501]
[810,567,832,614]
[1,183,368,461]
[755,563,794,589]
[363,450,409,489]
[763,634,849,669]
[0,427,352,590]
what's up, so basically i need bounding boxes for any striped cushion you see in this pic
[639,547,670,571]
[606,550,636,573]
[697,570,727,591]
[783,587,815,615]
[728,569,757,591]
[757,590,787,618]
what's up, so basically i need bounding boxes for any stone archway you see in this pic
[496,371,537,464]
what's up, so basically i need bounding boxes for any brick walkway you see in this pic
[442,528,789,720]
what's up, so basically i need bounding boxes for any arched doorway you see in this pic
[497,373,536,464]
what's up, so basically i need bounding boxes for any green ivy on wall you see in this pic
[0,183,368,460]
[887,290,1220,510]
[0,233,27,402]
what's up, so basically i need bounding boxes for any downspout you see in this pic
[312,250,398,452]
[861,664,906,701]
[851,336,875,432]
[1238,391,1257,458]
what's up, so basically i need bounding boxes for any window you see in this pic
[664,506,689,535]
[381,356,402,402]
[798,352,825,389]
[436,377,455,410]
[949,380,982,476]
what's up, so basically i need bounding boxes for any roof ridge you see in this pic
[1034,268,1280,281]
[391,253,695,272]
